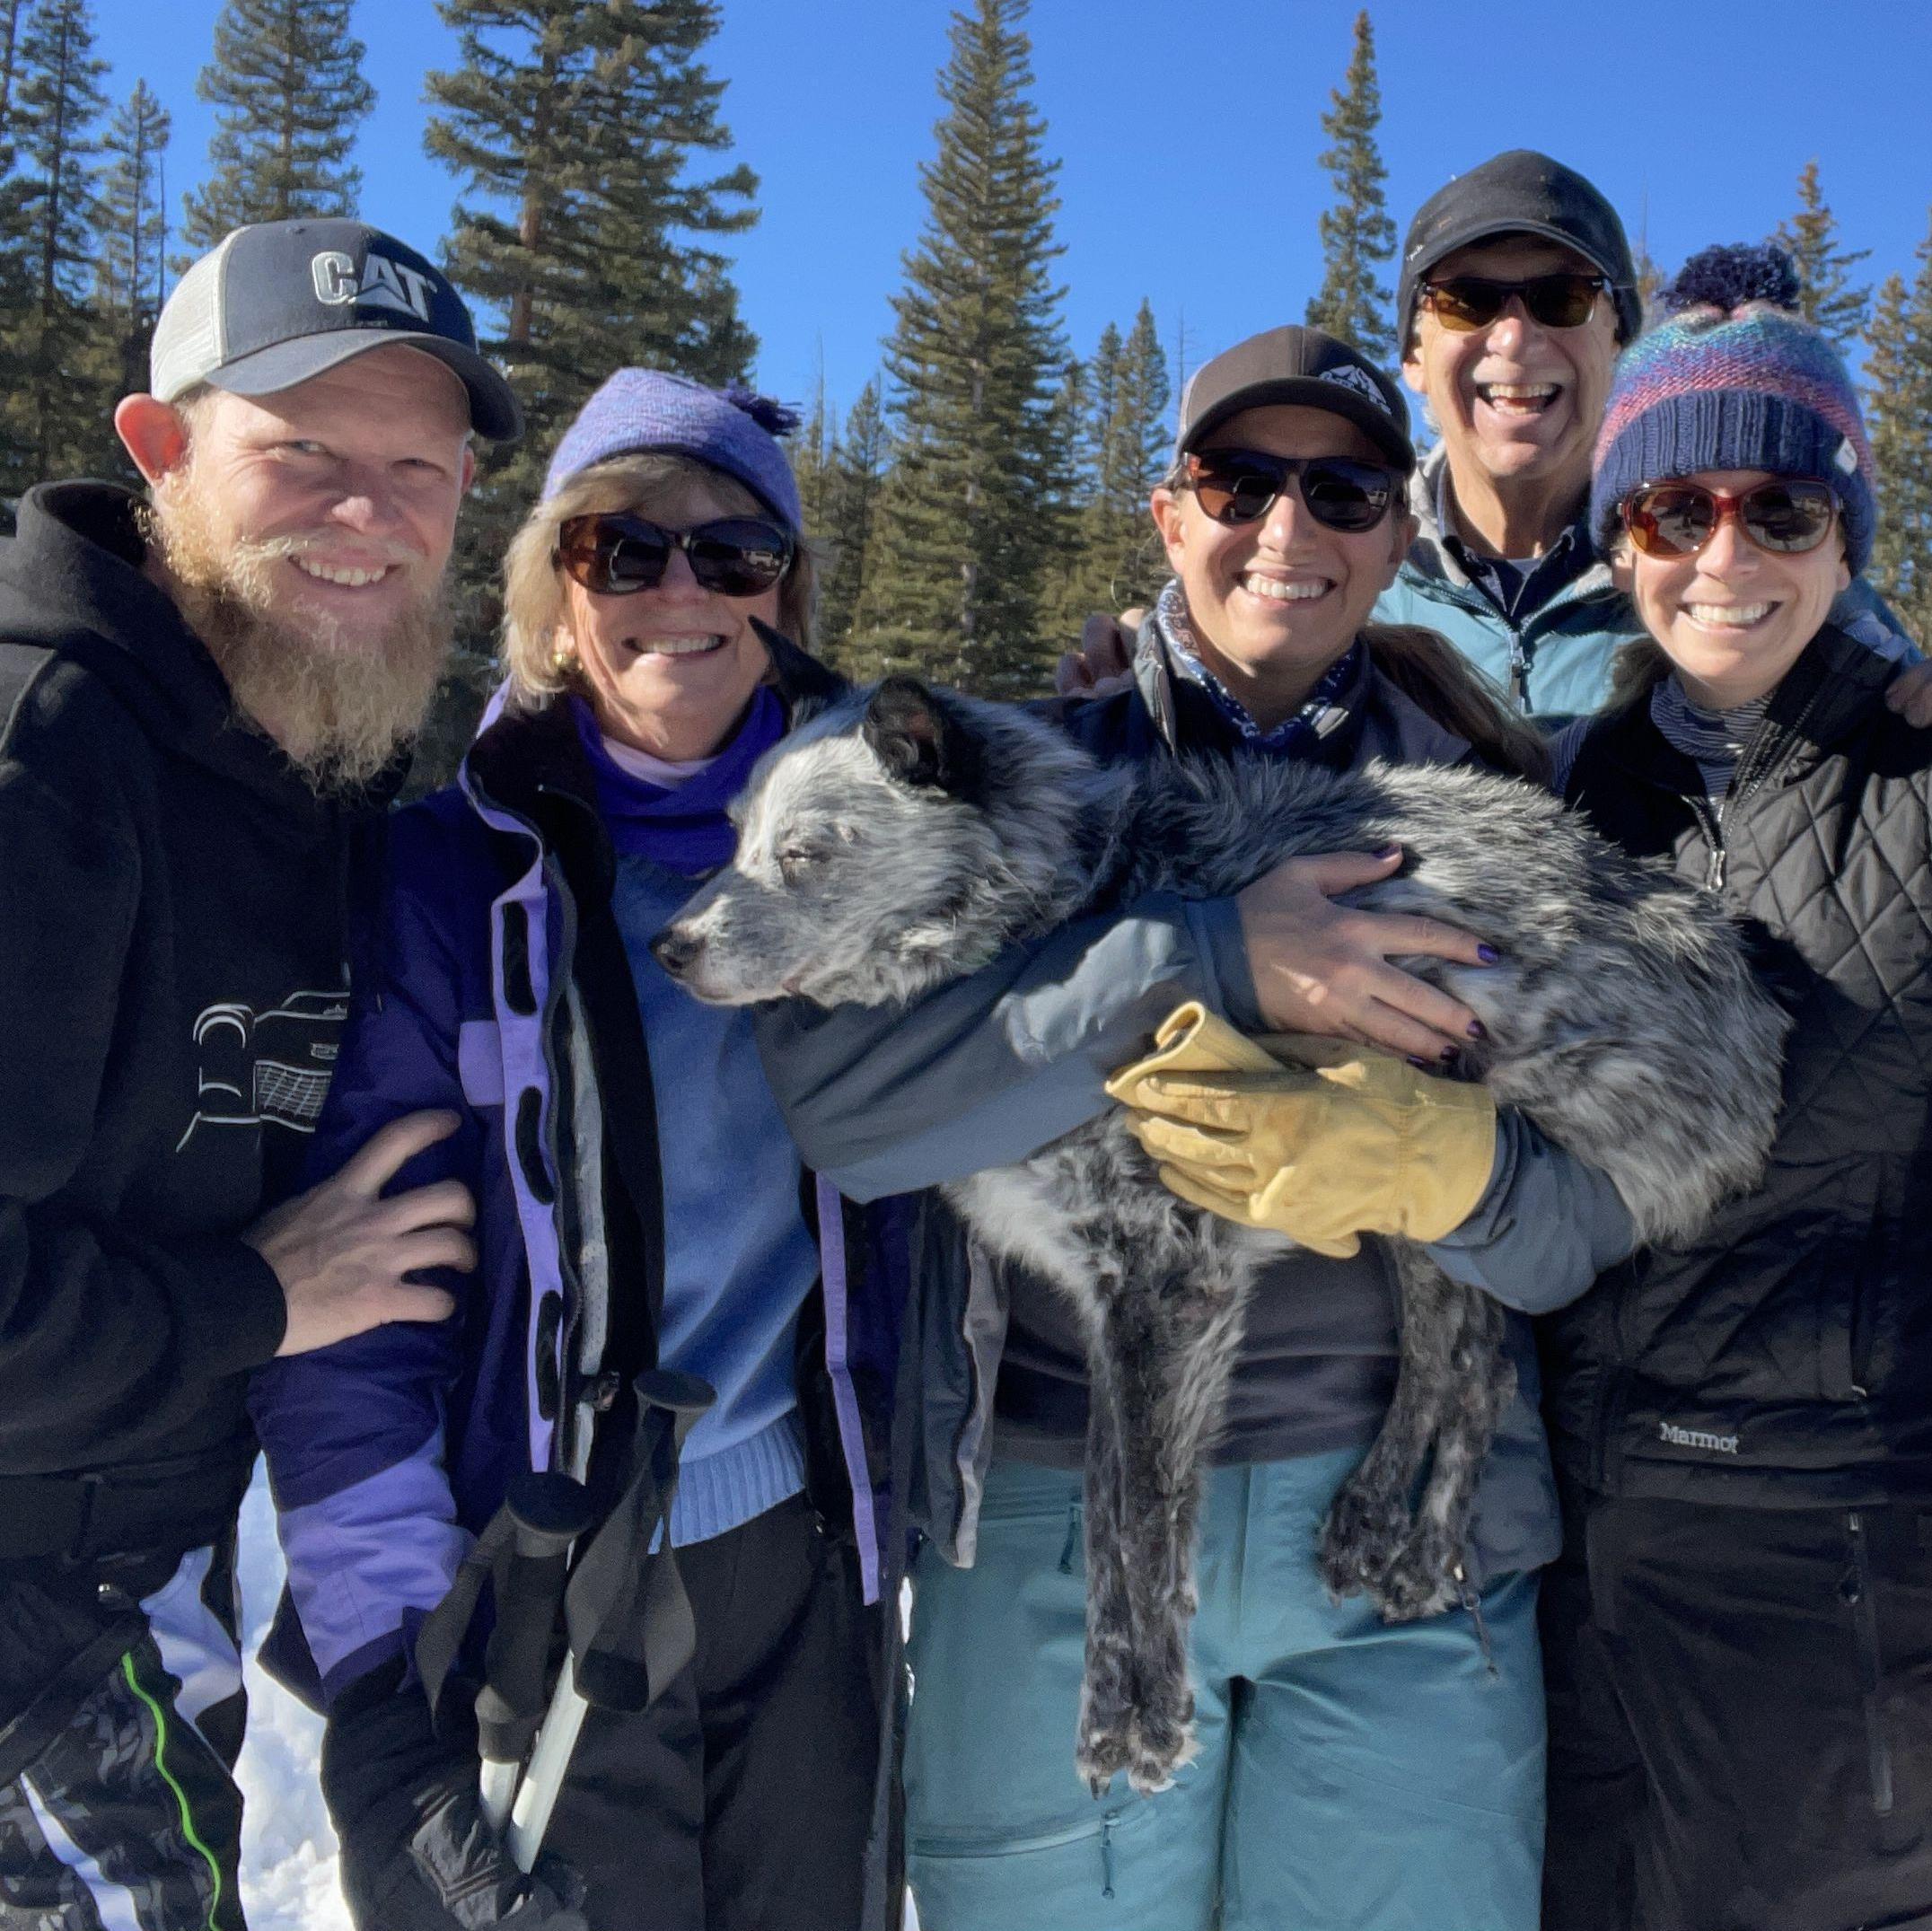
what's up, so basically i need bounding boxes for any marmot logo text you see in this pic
[1659,1420,1740,1454]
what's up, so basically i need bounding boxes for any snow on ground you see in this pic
[234,1467,352,1931]
[230,1464,920,1928]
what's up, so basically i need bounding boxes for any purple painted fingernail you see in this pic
[1408,1056,1434,1070]
[1468,1020,1488,1040]
[1477,944,1501,964]
[1440,1046,1460,1064]
[1376,843,1402,861]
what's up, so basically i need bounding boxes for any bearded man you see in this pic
[0,219,523,1930]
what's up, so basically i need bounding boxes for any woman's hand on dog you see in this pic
[1237,848,1495,1061]
[1055,611,1141,698]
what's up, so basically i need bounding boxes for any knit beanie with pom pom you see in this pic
[1589,242,1875,571]
[541,369,804,530]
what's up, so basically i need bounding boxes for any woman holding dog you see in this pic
[249,373,906,1931]
[760,326,1638,1930]
[1533,246,1932,1931]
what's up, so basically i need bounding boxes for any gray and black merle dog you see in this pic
[653,671,1788,1795]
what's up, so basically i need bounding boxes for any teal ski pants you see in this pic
[904,1451,1544,1931]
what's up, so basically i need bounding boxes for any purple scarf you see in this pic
[572,686,786,874]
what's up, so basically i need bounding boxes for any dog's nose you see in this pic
[651,926,701,979]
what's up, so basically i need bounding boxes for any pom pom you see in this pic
[1664,243,1801,317]
[721,384,801,438]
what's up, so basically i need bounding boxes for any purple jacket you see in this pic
[250,690,908,1707]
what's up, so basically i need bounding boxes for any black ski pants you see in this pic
[541,1493,885,1931]
[0,1540,247,1931]
[1542,1483,1932,1931]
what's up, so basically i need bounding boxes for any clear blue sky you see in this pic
[90,0,1932,429]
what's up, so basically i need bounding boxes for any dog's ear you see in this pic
[862,676,985,801]
[751,617,852,709]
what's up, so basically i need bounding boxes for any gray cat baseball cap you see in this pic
[151,218,522,442]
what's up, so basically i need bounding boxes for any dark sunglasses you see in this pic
[1420,271,1608,332]
[555,512,795,598]
[1183,451,1397,533]
[1620,478,1839,561]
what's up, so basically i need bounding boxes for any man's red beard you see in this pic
[145,470,455,793]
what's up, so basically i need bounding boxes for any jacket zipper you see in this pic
[1687,794,1727,891]
[1408,553,1613,714]
[1685,689,1821,893]
[1506,628,1529,711]
[1058,1497,1082,1574]
[1585,707,1788,1474]
[1845,1511,1895,1815]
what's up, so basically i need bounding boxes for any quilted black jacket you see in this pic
[1550,626,1932,1507]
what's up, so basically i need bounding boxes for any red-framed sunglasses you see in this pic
[1620,478,1839,561]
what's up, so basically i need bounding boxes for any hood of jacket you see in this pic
[0,480,401,830]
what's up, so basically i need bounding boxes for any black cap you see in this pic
[1397,150,1641,350]
[151,219,523,443]
[1176,325,1414,473]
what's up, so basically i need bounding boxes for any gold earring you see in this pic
[551,629,579,674]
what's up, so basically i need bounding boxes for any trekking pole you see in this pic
[505,1367,714,1873]
[473,1471,598,1833]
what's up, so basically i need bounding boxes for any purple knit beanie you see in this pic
[540,370,804,530]
[1589,243,1875,571]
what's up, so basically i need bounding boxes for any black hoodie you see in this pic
[0,482,391,1545]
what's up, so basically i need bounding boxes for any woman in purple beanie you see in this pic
[1541,245,1932,1931]
[249,371,909,1931]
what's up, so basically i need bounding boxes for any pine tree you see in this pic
[1083,324,1121,510]
[1109,297,1172,604]
[178,0,371,251]
[1046,300,1173,638]
[1304,11,1395,362]
[1631,243,1664,329]
[417,0,759,780]
[0,0,34,450]
[1114,303,1172,506]
[860,0,1070,697]
[95,80,171,404]
[819,380,887,668]
[1865,215,1932,643]
[794,364,837,543]
[428,0,757,479]
[1,0,24,138]
[1038,348,1102,645]
[1775,159,1870,354]
[1,0,109,491]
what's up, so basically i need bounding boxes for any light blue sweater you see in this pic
[610,851,821,1545]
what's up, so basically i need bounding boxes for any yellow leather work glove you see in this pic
[1104,1003,1498,1256]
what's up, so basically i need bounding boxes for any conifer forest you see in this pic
[3,0,1930,783]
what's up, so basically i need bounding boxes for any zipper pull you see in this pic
[1101,1813,1117,1900]
[1707,845,1727,891]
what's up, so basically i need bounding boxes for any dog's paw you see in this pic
[1125,1706,1199,1797]
[1076,1718,1135,1797]
[1076,1678,1137,1796]
[1371,1523,1465,1624]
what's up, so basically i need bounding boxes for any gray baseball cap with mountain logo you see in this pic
[151,218,522,442]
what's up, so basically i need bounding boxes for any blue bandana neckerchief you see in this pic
[1152,578,1361,756]
[572,684,785,875]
